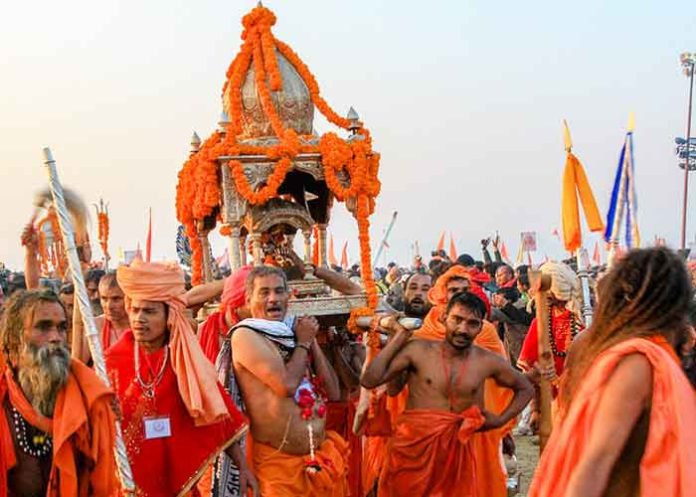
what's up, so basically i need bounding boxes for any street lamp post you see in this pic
[679,52,695,251]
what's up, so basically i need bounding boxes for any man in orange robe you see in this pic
[361,292,533,497]
[412,265,515,497]
[106,259,255,497]
[530,247,696,497]
[0,289,119,497]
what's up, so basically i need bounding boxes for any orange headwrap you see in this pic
[428,265,491,317]
[117,259,228,426]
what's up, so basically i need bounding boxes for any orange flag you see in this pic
[561,122,604,253]
[340,242,349,270]
[328,234,338,267]
[436,231,446,252]
[500,242,511,262]
[448,232,458,260]
[145,208,152,262]
[592,241,601,266]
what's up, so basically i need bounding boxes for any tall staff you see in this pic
[560,121,604,326]
[530,271,553,452]
[42,148,136,494]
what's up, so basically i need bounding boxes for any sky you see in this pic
[1,0,696,270]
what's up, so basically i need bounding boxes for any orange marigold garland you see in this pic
[176,4,382,311]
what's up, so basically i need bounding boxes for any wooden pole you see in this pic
[530,270,553,453]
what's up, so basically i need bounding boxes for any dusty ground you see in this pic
[515,434,540,496]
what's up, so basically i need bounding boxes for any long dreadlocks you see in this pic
[560,247,692,412]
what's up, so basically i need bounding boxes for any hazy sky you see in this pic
[2,0,695,270]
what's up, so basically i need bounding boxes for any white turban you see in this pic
[540,261,582,316]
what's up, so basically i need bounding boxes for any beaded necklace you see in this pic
[11,405,52,458]
[547,301,579,358]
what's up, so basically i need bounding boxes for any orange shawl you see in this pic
[117,259,227,426]
[427,266,491,317]
[529,337,696,497]
[251,430,349,497]
[0,361,118,497]
[378,407,484,497]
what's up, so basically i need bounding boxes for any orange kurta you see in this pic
[252,430,349,497]
[529,337,696,497]
[0,360,119,497]
[378,407,485,497]
[106,331,247,497]
[413,306,514,497]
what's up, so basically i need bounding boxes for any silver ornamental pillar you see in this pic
[42,148,136,494]
[576,247,593,326]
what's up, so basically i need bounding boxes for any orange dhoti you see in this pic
[378,407,485,497]
[251,430,349,497]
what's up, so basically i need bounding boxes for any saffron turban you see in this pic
[428,265,491,317]
[117,259,228,426]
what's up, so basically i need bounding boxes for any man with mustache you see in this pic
[361,292,533,497]
[402,273,432,319]
[230,266,347,496]
[0,289,119,497]
[105,260,255,497]
[402,265,519,497]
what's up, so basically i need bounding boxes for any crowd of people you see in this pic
[1,224,696,497]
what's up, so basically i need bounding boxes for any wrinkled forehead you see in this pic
[409,274,432,288]
[252,275,287,293]
[27,301,67,327]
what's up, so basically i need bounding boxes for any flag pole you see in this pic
[42,148,136,494]
[563,120,594,326]
[606,114,635,267]
[372,211,398,267]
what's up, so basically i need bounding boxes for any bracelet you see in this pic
[296,342,312,353]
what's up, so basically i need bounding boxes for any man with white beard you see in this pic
[0,290,119,497]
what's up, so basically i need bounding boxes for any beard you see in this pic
[18,343,70,417]
[404,298,431,318]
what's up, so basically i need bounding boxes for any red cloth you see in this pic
[518,310,576,375]
[199,266,252,364]
[0,361,118,497]
[105,331,247,497]
[198,311,226,364]
[378,407,485,497]
[529,337,696,497]
[326,401,362,497]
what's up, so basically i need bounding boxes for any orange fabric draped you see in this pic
[251,430,349,497]
[561,152,604,252]
[0,361,119,497]
[117,259,227,426]
[529,337,696,497]
[106,331,247,497]
[378,407,484,497]
[413,312,514,497]
[326,401,362,497]
[427,265,491,316]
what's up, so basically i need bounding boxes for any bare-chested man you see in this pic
[231,266,349,496]
[361,291,533,497]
